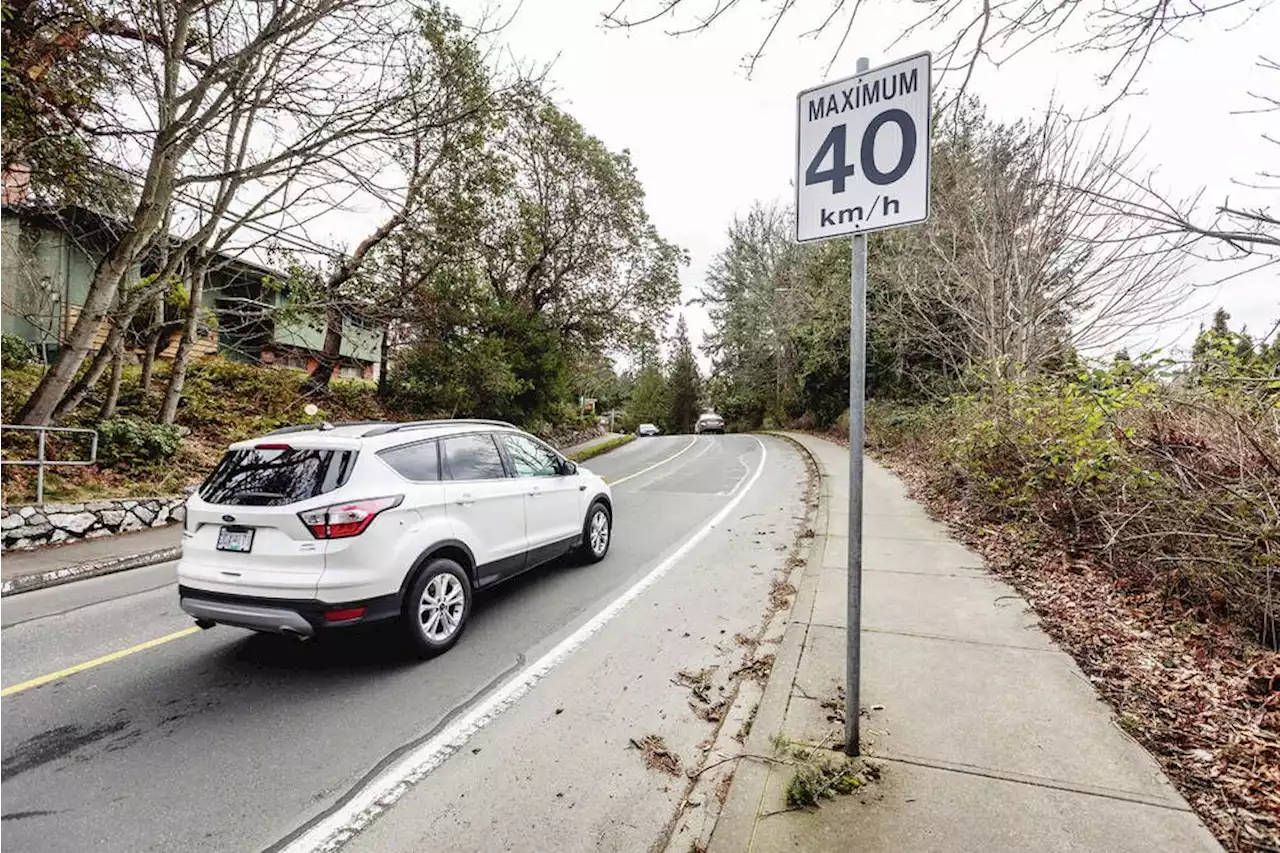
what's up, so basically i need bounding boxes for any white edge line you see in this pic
[607,435,699,486]
[286,437,769,853]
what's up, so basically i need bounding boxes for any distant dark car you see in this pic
[637,423,660,437]
[695,413,725,435]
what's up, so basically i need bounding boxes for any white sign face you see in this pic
[795,52,931,243]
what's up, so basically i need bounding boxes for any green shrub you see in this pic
[1,364,43,422]
[870,358,1280,647]
[97,418,183,468]
[176,358,306,432]
[570,433,635,462]
[941,367,1160,525]
[1,334,35,370]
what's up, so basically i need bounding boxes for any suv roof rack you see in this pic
[263,420,392,437]
[362,419,516,438]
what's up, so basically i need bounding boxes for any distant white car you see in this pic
[637,423,660,437]
[177,419,613,657]
[695,413,725,435]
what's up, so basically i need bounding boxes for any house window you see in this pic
[278,352,308,371]
[339,363,363,379]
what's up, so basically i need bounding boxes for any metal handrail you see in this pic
[0,424,99,505]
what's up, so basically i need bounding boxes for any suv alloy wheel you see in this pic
[578,501,612,564]
[403,558,472,657]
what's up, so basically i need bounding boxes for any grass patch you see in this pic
[568,433,635,462]
[772,734,881,808]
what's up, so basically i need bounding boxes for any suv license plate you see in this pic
[217,527,254,553]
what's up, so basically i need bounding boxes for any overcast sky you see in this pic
[487,0,1278,364]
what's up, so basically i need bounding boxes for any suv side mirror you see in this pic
[559,459,578,476]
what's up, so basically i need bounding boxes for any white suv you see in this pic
[177,419,613,656]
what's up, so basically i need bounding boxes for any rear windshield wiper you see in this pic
[232,490,289,505]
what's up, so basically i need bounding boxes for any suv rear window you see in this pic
[200,446,356,506]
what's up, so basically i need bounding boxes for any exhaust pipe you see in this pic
[280,625,313,642]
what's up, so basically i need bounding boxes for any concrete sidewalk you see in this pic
[710,432,1221,852]
[1,524,181,596]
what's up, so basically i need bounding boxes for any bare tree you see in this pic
[602,0,1267,109]
[875,105,1198,385]
[17,0,415,426]
[1065,56,1278,267]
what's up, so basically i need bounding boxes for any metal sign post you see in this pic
[794,51,931,757]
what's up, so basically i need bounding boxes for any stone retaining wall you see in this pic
[1,497,186,551]
[546,424,605,450]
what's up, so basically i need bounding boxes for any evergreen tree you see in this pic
[667,315,702,433]
[628,362,669,431]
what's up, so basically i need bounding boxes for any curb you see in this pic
[567,433,636,463]
[0,545,182,597]
[707,432,832,853]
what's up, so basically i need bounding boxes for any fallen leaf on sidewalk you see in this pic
[733,654,776,683]
[630,734,681,777]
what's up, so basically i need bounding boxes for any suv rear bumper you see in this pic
[178,585,401,636]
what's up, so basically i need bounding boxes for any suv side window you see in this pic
[379,440,440,482]
[442,433,508,481]
[501,433,561,477]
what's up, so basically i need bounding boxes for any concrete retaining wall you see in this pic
[1,497,186,551]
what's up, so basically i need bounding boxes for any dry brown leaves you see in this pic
[715,769,736,806]
[878,445,1280,853]
[675,667,729,723]
[732,653,776,684]
[631,734,682,777]
[769,578,798,612]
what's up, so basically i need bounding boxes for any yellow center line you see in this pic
[1,626,202,698]
[3,437,707,699]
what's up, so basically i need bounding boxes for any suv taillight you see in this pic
[299,495,403,539]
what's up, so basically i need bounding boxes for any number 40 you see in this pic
[804,108,917,193]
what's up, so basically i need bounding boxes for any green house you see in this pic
[1,205,384,381]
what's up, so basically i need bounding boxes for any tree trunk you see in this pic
[139,295,164,392]
[16,138,180,426]
[50,335,110,422]
[377,324,390,398]
[16,249,140,425]
[99,337,126,420]
[305,301,344,392]
[159,263,207,424]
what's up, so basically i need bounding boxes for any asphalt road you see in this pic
[0,434,809,853]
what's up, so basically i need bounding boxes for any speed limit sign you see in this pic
[795,52,931,242]
[796,52,933,762]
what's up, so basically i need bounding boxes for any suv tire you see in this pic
[578,501,612,564]
[402,558,472,658]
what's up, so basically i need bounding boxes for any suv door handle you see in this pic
[455,493,475,506]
